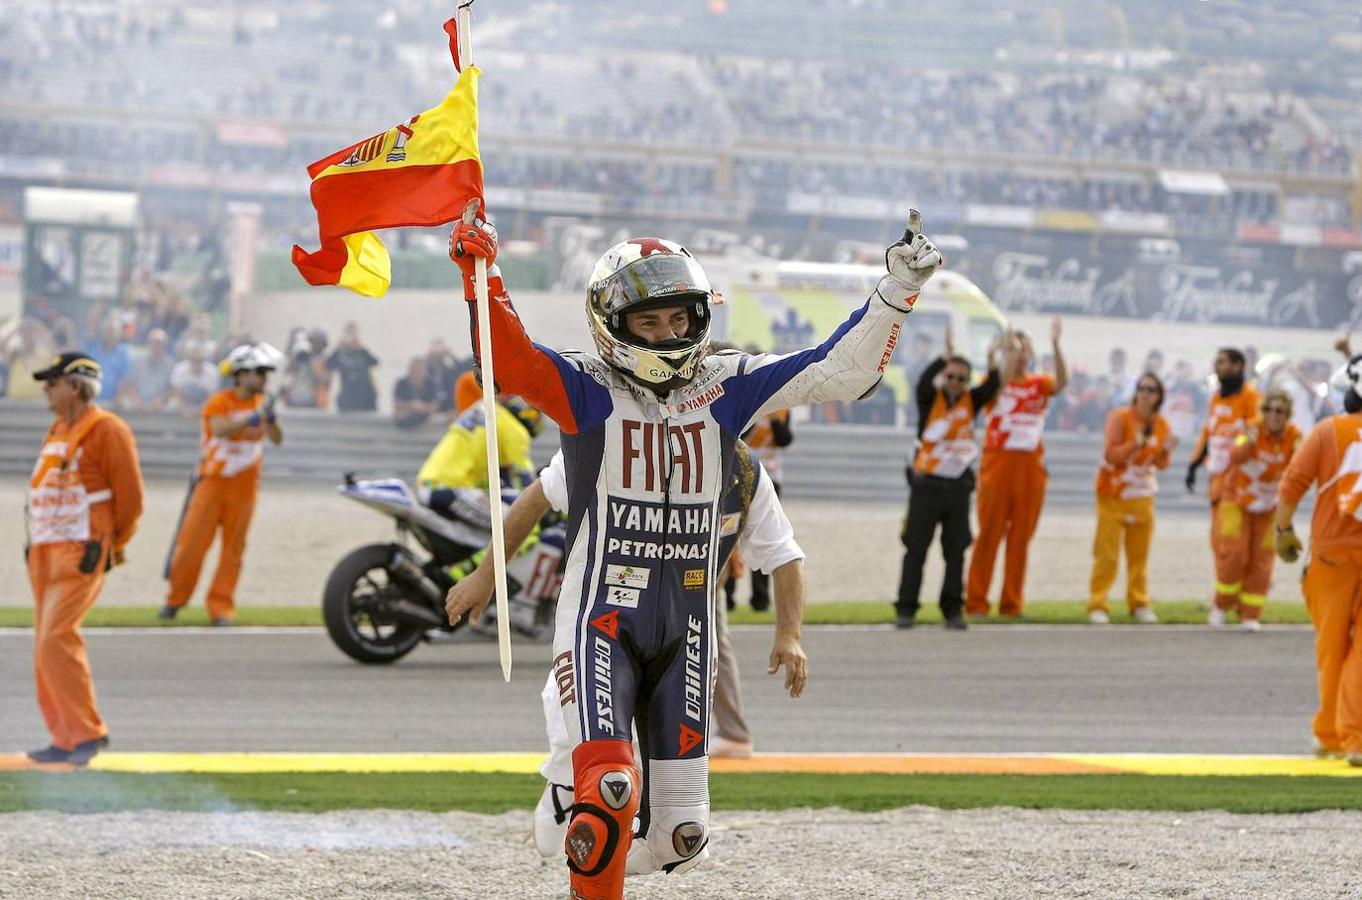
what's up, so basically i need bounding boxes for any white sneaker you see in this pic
[709,735,754,759]
[1240,618,1262,633]
[1087,610,1110,625]
[533,782,573,857]
[1207,607,1227,627]
[1132,607,1158,624]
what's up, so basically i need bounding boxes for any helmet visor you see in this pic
[593,254,712,317]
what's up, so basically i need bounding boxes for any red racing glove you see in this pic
[449,219,499,301]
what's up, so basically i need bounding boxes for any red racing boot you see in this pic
[565,739,640,900]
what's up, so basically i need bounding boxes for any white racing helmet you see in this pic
[221,341,284,377]
[586,237,713,393]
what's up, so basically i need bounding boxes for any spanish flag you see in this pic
[292,19,482,298]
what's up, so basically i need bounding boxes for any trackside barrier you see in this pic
[0,400,1223,510]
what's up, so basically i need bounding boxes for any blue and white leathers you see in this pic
[475,263,920,872]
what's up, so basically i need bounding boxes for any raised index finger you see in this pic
[902,208,923,242]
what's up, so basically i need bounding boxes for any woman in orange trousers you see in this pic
[1087,373,1176,624]
[27,352,144,765]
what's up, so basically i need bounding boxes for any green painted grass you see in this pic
[0,601,1313,629]
[0,772,1356,815]
[728,600,1313,627]
[0,606,323,628]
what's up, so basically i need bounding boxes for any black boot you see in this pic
[68,736,109,766]
[26,745,72,764]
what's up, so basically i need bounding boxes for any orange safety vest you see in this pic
[982,374,1054,458]
[198,389,267,480]
[914,391,978,479]
[1226,423,1301,514]
[28,408,114,546]
[1198,386,1261,477]
[1095,408,1171,500]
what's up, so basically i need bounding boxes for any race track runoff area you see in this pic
[2,750,1361,778]
[3,624,1362,820]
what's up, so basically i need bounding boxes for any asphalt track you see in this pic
[0,624,1321,756]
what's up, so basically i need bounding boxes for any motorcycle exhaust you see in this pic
[387,552,448,621]
[387,599,448,629]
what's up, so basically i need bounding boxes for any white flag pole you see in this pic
[457,2,512,682]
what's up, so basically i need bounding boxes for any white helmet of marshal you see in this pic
[1331,353,1362,401]
[586,237,713,393]
[221,341,284,376]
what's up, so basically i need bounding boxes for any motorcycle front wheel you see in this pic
[323,544,427,664]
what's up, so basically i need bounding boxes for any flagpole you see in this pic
[458,1,512,683]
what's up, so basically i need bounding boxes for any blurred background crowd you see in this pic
[1,0,1360,429]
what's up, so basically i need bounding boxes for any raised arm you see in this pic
[713,211,943,433]
[969,340,1002,410]
[1049,317,1068,394]
[916,357,947,416]
[450,219,612,435]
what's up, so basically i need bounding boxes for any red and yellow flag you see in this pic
[292,19,482,298]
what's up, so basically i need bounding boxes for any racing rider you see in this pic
[446,209,941,898]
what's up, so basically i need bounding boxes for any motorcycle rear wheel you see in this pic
[323,544,426,664]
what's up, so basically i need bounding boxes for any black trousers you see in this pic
[896,471,973,618]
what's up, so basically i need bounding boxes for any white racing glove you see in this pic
[879,209,943,310]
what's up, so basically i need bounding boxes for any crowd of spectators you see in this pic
[0,305,484,432]
[3,105,1340,236]
[8,5,1346,177]
[4,289,1347,449]
[0,2,1353,242]
[1022,344,1341,439]
[715,62,1350,176]
[822,340,1346,438]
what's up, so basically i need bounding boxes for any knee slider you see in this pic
[566,740,639,885]
[636,806,709,874]
[630,755,711,874]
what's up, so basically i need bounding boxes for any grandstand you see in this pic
[1,0,1359,342]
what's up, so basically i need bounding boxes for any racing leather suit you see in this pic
[536,442,803,872]
[470,268,917,877]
